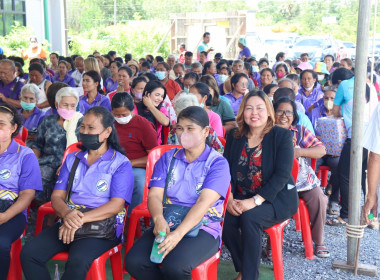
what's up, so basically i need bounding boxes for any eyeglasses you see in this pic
[275,110,294,117]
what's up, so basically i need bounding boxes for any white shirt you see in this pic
[361,102,380,215]
[71,69,84,87]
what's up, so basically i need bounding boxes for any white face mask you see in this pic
[304,86,314,91]
[115,114,132,124]
[317,74,325,82]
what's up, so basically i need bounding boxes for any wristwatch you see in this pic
[253,195,263,206]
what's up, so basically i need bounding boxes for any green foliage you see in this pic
[68,21,171,58]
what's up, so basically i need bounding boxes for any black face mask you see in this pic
[79,133,104,150]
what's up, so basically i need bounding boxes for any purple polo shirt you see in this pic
[79,92,112,114]
[0,79,24,100]
[311,98,327,133]
[296,84,323,119]
[105,78,118,93]
[0,140,42,217]
[19,107,45,135]
[52,74,76,87]
[238,46,251,60]
[55,148,134,239]
[224,91,244,116]
[149,146,230,244]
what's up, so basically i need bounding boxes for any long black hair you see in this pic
[190,82,213,106]
[82,106,125,155]
[111,92,135,111]
[83,70,104,95]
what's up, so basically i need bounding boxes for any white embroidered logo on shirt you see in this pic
[0,169,11,180]
[96,180,109,192]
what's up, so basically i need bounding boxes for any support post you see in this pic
[43,0,50,50]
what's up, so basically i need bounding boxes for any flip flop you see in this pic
[326,217,347,226]
[327,202,340,215]
[315,245,330,258]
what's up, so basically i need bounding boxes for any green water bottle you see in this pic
[150,231,166,263]
[368,213,375,220]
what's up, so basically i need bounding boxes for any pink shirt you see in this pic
[208,110,223,137]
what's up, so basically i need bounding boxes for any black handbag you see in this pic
[63,157,116,240]
[0,199,14,213]
[153,149,203,238]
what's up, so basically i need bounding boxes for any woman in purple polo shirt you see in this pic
[0,104,42,280]
[19,84,45,143]
[79,70,111,114]
[125,106,230,279]
[21,106,134,280]
[105,61,121,93]
[224,73,249,116]
[297,69,324,116]
[51,61,76,88]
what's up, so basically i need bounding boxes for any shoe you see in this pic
[368,217,379,230]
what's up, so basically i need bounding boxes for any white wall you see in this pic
[25,0,45,43]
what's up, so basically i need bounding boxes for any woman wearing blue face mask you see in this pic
[183,72,199,94]
[19,84,45,143]
[111,92,158,218]
[155,62,182,101]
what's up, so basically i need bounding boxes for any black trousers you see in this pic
[0,213,25,280]
[125,228,219,280]
[21,223,120,280]
[337,138,368,219]
[222,202,287,280]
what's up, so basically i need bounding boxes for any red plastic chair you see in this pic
[124,145,181,274]
[7,235,23,280]
[217,136,226,148]
[35,142,126,280]
[14,126,28,143]
[163,126,170,145]
[14,138,26,146]
[291,159,301,232]
[317,166,330,188]
[222,126,226,138]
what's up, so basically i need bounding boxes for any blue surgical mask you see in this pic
[155,71,166,80]
[251,65,259,73]
[269,96,273,102]
[199,103,205,108]
[20,100,36,111]
[184,87,189,93]
[219,74,228,84]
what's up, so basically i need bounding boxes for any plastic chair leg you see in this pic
[110,250,123,280]
[135,219,142,238]
[8,238,22,280]
[293,209,301,232]
[88,257,106,280]
[299,200,314,260]
[267,228,285,280]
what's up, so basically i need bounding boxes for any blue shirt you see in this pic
[55,148,134,238]
[79,92,112,114]
[197,41,209,61]
[334,77,354,138]
[149,146,230,242]
[0,140,43,217]
[19,107,45,135]
[298,110,315,135]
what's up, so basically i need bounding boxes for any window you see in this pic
[0,0,26,35]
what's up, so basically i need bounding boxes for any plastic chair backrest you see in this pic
[21,127,28,143]
[217,136,226,148]
[62,142,82,165]
[291,158,299,183]
[14,138,26,146]
[142,145,181,202]
[310,158,317,171]
[163,126,170,145]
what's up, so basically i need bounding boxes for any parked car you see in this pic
[287,36,337,62]
[342,41,356,60]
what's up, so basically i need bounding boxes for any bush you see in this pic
[68,20,171,58]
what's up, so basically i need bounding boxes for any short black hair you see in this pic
[146,54,154,62]
[324,54,335,62]
[273,97,299,126]
[124,53,132,62]
[50,52,59,59]
[131,76,147,89]
[114,57,123,64]
[231,73,249,91]
[138,72,157,82]
[203,32,210,38]
[331,67,354,85]
[184,72,199,82]
[185,51,193,57]
[111,92,135,111]
[0,104,23,138]
[108,50,117,57]
[263,84,278,95]
[29,63,44,75]
[110,60,122,69]
[118,66,133,77]
[275,52,285,61]
[141,61,150,68]
[300,53,309,58]
[178,106,209,129]
[155,56,164,63]
[200,51,208,56]
[258,58,269,67]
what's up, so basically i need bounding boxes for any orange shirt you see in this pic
[22,46,47,60]
[164,78,182,101]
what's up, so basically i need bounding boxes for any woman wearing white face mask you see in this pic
[125,106,230,280]
[310,89,336,128]
[112,92,158,217]
[297,69,324,117]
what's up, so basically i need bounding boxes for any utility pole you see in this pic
[113,0,117,25]
[332,0,377,276]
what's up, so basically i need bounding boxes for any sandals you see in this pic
[315,245,330,258]
[326,217,347,226]
[327,201,340,215]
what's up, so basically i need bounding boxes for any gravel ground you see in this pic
[221,215,380,280]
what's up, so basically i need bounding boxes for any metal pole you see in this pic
[63,0,68,56]
[43,0,50,51]
[370,0,378,85]
[347,0,371,265]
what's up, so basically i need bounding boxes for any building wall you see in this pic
[25,0,44,43]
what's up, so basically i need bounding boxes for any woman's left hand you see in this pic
[234,198,256,213]
[59,224,78,244]
[157,230,183,259]
[143,96,154,110]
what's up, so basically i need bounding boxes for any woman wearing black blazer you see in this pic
[223,90,299,280]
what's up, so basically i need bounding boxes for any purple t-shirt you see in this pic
[79,92,112,114]
[238,46,251,60]
[148,146,230,243]
[0,140,43,217]
[55,148,134,239]
[310,98,327,130]
[105,78,118,93]
[19,107,45,135]
[0,79,24,100]
[52,74,76,87]
[224,91,244,116]
[296,84,323,119]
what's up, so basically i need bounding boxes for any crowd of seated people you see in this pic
[0,42,378,280]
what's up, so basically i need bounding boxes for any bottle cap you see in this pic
[368,213,375,219]
[159,231,166,236]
